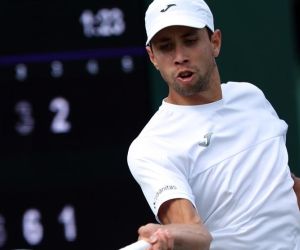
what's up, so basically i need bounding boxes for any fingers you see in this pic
[138,224,174,250]
[149,228,174,250]
[138,223,161,239]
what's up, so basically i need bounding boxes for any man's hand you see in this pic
[137,199,212,250]
[138,224,174,250]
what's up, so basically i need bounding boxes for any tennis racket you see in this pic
[119,240,151,250]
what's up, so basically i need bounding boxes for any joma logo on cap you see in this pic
[160,4,176,12]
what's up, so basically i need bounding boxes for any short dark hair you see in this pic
[205,26,213,40]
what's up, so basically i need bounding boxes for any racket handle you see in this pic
[119,240,151,250]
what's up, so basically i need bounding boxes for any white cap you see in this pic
[145,0,214,45]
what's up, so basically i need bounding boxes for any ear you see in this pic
[211,29,222,58]
[146,46,159,70]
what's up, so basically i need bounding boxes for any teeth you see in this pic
[179,72,192,77]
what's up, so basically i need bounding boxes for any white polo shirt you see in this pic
[127,82,300,249]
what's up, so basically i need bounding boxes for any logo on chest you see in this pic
[198,132,213,147]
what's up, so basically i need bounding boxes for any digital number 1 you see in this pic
[58,205,77,242]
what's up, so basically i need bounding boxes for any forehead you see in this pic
[151,25,202,43]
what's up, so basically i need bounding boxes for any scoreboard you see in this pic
[0,0,153,249]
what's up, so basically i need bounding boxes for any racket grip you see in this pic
[119,240,151,250]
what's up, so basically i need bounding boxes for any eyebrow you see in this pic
[181,30,198,38]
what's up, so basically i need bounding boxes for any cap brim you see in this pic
[146,14,207,45]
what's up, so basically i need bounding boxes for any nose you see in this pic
[174,44,188,65]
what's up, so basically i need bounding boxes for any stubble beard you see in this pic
[172,61,216,97]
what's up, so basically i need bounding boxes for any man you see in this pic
[127,0,300,249]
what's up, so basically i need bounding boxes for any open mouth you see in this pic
[177,70,194,81]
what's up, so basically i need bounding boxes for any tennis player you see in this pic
[127,0,300,249]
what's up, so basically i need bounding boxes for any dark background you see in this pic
[0,0,154,249]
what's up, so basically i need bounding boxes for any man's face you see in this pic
[147,26,221,99]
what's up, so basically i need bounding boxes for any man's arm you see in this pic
[292,174,300,209]
[138,199,212,250]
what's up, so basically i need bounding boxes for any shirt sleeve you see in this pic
[127,138,196,221]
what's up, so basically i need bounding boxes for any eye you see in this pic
[158,42,173,52]
[185,37,198,45]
